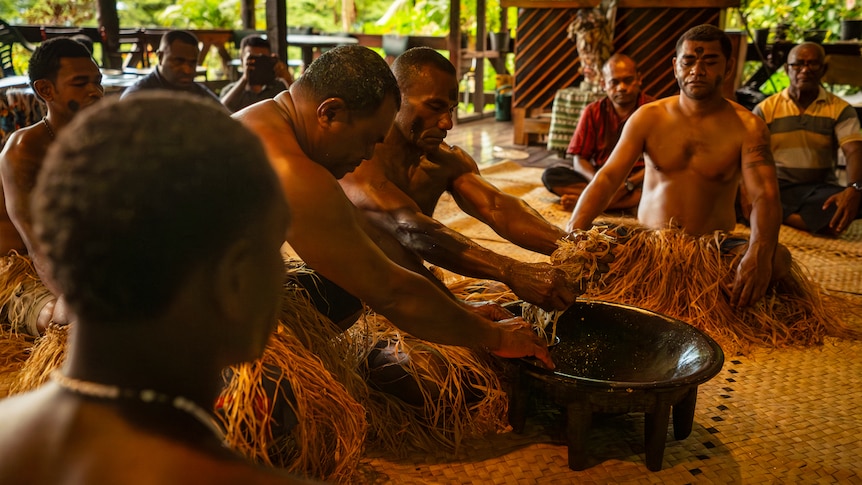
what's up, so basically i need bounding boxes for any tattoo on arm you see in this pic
[744,144,775,169]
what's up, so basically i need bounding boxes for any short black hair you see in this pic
[294,44,401,115]
[159,30,199,52]
[676,24,732,61]
[391,47,456,89]
[33,91,283,324]
[71,34,94,54]
[240,34,271,52]
[28,37,93,85]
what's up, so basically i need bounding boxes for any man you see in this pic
[339,47,578,311]
[0,37,102,335]
[567,24,791,308]
[220,35,293,113]
[0,92,315,484]
[752,42,862,236]
[234,45,551,365]
[542,54,655,211]
[121,30,221,105]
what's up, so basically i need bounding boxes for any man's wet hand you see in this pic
[488,317,555,370]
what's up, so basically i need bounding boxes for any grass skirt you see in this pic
[220,262,508,482]
[551,222,859,356]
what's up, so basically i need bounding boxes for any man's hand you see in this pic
[273,58,294,85]
[824,188,861,235]
[506,262,578,311]
[464,300,515,321]
[488,317,555,370]
[729,249,771,308]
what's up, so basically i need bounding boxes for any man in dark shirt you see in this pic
[121,30,221,105]
[220,35,293,113]
[542,54,655,211]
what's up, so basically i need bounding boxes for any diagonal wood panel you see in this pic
[513,7,723,111]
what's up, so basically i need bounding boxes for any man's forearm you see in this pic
[487,200,565,255]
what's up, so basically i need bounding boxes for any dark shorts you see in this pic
[778,180,859,234]
[541,166,588,194]
[291,268,363,326]
[719,236,748,255]
[541,165,644,196]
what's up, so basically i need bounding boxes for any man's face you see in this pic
[47,57,104,114]
[158,40,200,86]
[673,40,728,100]
[602,60,641,109]
[324,95,399,179]
[395,65,458,153]
[786,46,825,93]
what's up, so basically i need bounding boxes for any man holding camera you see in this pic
[220,35,294,113]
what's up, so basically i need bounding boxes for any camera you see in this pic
[246,55,277,85]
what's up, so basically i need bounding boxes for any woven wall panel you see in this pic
[513,7,722,110]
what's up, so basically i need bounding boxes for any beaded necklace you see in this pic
[52,371,225,442]
[42,117,55,140]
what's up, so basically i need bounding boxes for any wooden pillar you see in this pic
[96,0,122,69]
[265,0,288,64]
[470,0,487,114]
[448,0,461,76]
[241,0,256,29]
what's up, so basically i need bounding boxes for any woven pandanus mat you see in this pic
[779,222,862,257]
[361,338,862,484]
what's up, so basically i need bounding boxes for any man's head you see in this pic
[673,24,733,100]
[157,30,200,87]
[785,42,827,95]
[238,35,275,86]
[239,34,272,60]
[391,47,458,152]
[28,37,103,113]
[33,92,290,362]
[292,45,401,178]
[601,54,642,110]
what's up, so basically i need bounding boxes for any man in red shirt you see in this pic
[542,54,655,211]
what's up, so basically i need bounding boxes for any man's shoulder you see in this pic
[0,125,46,170]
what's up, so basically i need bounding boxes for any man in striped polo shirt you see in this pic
[753,42,862,236]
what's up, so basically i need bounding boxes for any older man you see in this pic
[234,45,551,364]
[568,24,791,308]
[752,42,862,236]
[122,30,221,105]
[543,54,655,211]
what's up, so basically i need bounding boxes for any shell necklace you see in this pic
[52,371,225,442]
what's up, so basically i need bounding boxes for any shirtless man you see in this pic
[0,37,102,334]
[339,47,577,311]
[234,45,551,366]
[567,24,790,308]
[0,92,316,485]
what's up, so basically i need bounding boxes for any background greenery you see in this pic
[2,1,857,101]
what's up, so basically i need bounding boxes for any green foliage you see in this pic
[729,0,862,42]
[367,0,450,35]
[119,0,174,28]
[158,0,241,29]
[19,0,96,26]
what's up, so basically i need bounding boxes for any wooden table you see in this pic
[286,34,358,67]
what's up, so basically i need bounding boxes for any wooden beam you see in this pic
[96,0,122,69]
[241,0,256,29]
[265,0,287,64]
